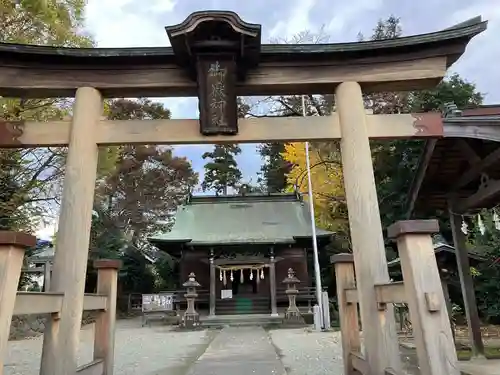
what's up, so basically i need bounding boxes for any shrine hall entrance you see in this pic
[231,269,258,296]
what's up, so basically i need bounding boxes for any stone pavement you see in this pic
[186,326,287,375]
[459,359,500,375]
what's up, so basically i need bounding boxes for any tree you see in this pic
[283,143,346,234]
[0,0,92,47]
[89,98,198,293]
[257,143,292,192]
[364,18,484,244]
[201,144,242,195]
[0,1,92,233]
[256,31,333,193]
[201,97,247,195]
[280,16,484,259]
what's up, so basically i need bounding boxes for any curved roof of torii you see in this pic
[0,13,486,98]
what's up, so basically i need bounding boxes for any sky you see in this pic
[36,0,500,239]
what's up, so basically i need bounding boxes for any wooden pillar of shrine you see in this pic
[269,248,278,316]
[41,87,103,375]
[209,249,216,317]
[336,81,402,373]
[448,207,485,357]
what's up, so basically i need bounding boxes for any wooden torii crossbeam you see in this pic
[0,113,444,147]
[0,10,488,375]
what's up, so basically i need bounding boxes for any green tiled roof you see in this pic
[149,193,334,246]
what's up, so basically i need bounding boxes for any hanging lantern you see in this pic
[478,214,486,235]
[493,210,500,230]
[219,269,223,281]
[461,216,468,235]
[223,270,227,286]
[240,269,244,283]
[250,269,254,280]
[260,269,264,280]
[230,270,234,282]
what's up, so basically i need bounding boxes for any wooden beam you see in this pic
[14,292,63,315]
[0,113,443,148]
[345,288,358,304]
[0,56,447,98]
[454,178,500,213]
[406,140,438,218]
[448,210,485,357]
[13,292,107,315]
[83,294,108,311]
[444,121,500,143]
[374,282,406,305]
[21,266,45,273]
[452,146,500,191]
[455,139,481,164]
[76,359,104,375]
[350,351,369,375]
[342,282,407,305]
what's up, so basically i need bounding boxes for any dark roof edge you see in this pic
[188,193,301,204]
[0,16,486,63]
[405,103,500,218]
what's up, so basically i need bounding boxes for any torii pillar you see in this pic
[336,81,402,374]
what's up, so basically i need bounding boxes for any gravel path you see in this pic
[5,318,214,375]
[269,328,344,375]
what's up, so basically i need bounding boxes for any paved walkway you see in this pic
[459,359,500,375]
[186,327,286,375]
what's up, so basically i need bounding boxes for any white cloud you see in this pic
[447,0,500,103]
[324,0,384,36]
[85,0,177,47]
[269,0,317,38]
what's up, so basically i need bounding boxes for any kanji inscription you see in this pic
[197,57,238,135]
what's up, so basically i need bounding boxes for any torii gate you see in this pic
[0,11,487,375]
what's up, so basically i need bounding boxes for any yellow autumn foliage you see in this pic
[282,142,348,233]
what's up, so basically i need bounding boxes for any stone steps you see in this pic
[215,297,271,315]
[200,314,283,328]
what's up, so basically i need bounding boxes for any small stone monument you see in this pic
[282,268,304,323]
[182,272,201,328]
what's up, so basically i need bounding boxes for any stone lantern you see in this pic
[282,268,303,322]
[183,272,201,328]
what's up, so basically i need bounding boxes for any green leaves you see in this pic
[201,144,242,195]
[0,0,92,46]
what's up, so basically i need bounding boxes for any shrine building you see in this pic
[149,191,334,315]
